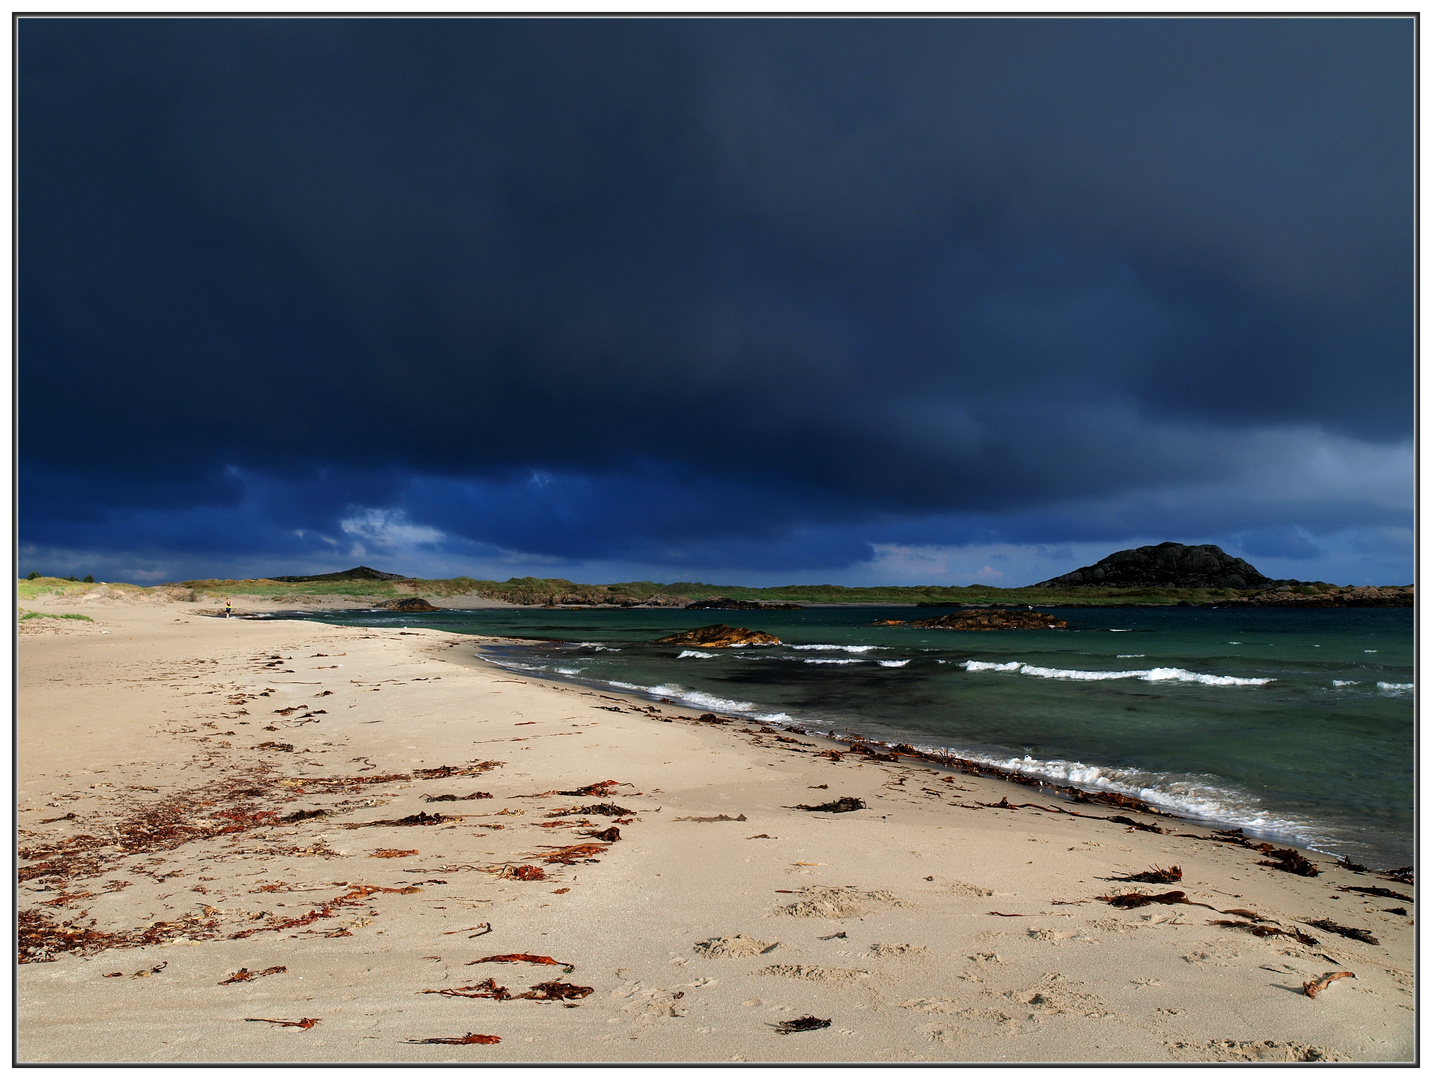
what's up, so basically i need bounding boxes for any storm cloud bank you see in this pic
[20,18,1413,585]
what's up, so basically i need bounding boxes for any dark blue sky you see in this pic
[20,17,1414,586]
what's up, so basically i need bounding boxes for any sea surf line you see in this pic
[282,604,1413,868]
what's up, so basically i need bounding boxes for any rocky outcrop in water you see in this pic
[686,596,802,610]
[910,608,1068,631]
[379,597,442,612]
[1220,584,1413,608]
[1037,543,1273,590]
[655,624,781,648]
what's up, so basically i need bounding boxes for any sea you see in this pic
[280,604,1414,869]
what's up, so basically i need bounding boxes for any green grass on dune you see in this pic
[18,610,94,622]
[20,573,1340,609]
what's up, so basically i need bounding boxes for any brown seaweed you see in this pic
[1302,918,1379,945]
[405,1033,501,1045]
[582,827,621,842]
[1303,971,1355,998]
[422,792,493,802]
[1257,847,1320,877]
[244,1017,319,1029]
[501,864,546,881]
[774,1016,831,1034]
[1109,865,1182,884]
[535,843,608,864]
[546,803,632,817]
[423,979,511,1000]
[1338,885,1413,903]
[1099,890,1191,909]
[342,811,446,829]
[221,965,287,984]
[787,797,866,813]
[1207,920,1319,945]
[467,953,576,974]
[558,781,621,797]
[518,980,593,1002]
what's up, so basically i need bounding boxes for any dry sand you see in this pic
[16,599,1415,1063]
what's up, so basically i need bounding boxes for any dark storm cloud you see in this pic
[19,17,1413,580]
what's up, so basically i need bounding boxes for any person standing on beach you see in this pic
[224,599,232,618]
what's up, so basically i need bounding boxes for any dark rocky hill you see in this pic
[272,565,407,583]
[1036,543,1274,590]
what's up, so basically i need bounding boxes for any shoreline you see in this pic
[455,631,1407,871]
[18,599,1415,1062]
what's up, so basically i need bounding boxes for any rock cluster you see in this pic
[686,596,802,610]
[1221,584,1413,608]
[655,624,781,648]
[1037,542,1272,590]
[379,597,443,613]
[907,608,1068,631]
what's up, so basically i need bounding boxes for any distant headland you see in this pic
[20,544,1412,609]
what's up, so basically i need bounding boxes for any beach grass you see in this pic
[18,610,94,622]
[19,573,1265,607]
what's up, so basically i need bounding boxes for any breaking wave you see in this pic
[877,659,910,668]
[790,643,881,653]
[678,650,715,659]
[1377,682,1413,693]
[960,659,1273,687]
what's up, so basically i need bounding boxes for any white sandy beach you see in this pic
[16,597,1415,1063]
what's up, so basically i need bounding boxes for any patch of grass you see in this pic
[18,611,94,622]
[17,577,99,601]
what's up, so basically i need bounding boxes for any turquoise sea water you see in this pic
[282,605,1413,867]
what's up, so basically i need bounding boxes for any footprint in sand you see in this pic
[772,886,913,919]
[1026,927,1098,945]
[867,943,927,959]
[1166,1039,1341,1062]
[999,973,1109,1019]
[759,964,872,983]
[693,934,778,958]
[942,881,994,899]
[1181,943,1242,966]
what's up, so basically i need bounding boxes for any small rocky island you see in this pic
[656,624,781,648]
[879,609,1069,631]
[378,596,442,612]
[686,596,802,610]
[1036,542,1271,590]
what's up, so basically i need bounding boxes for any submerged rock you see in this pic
[686,596,802,610]
[910,609,1068,631]
[655,624,781,648]
[378,597,442,612]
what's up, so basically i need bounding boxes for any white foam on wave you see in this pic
[790,644,881,653]
[938,748,1329,850]
[554,666,583,676]
[576,642,621,651]
[678,650,715,659]
[804,658,864,665]
[1377,682,1414,693]
[604,679,790,722]
[1116,654,1146,659]
[1108,629,1133,633]
[1332,680,1361,688]
[878,659,910,668]
[960,659,1273,687]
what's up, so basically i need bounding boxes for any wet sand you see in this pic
[16,600,1415,1062]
